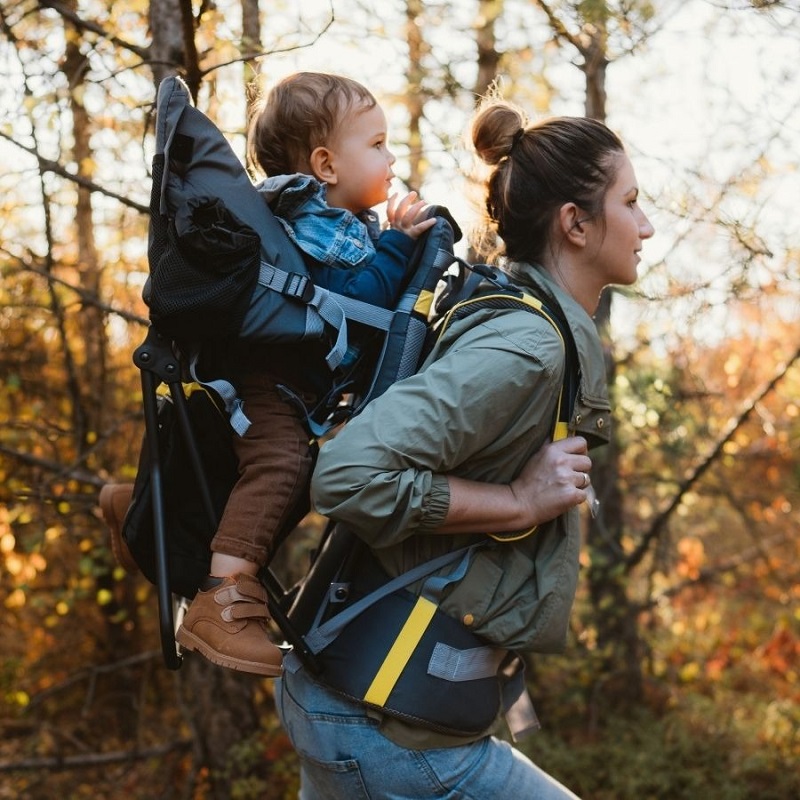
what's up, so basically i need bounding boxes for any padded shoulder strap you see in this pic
[433,283,579,436]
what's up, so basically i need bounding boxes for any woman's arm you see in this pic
[312,314,576,545]
[439,436,591,535]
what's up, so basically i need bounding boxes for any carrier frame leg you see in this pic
[132,326,319,671]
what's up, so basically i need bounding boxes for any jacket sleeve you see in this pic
[311,312,564,547]
[313,229,415,308]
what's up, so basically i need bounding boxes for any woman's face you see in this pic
[588,153,655,286]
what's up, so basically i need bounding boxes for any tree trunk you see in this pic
[241,0,261,91]
[466,0,503,263]
[474,0,502,101]
[147,0,182,85]
[179,656,268,799]
[146,1,263,787]
[404,0,427,191]
[534,0,646,709]
[580,18,644,710]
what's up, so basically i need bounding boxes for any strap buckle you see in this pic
[281,271,314,303]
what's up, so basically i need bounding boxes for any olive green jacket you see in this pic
[310,262,612,742]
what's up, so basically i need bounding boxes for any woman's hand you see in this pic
[508,436,592,526]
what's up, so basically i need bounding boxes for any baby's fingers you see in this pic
[401,198,431,224]
[408,215,437,236]
[393,191,420,218]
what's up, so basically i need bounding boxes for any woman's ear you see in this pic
[309,146,337,184]
[560,203,588,247]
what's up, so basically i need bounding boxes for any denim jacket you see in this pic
[257,174,380,269]
[256,174,415,310]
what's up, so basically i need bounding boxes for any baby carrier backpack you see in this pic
[119,77,581,739]
[121,75,467,666]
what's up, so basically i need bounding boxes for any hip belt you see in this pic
[284,542,538,739]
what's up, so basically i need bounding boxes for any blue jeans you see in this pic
[276,668,582,800]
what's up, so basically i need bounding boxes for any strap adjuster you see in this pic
[281,271,314,303]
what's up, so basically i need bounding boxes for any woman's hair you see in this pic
[247,72,377,178]
[471,97,625,264]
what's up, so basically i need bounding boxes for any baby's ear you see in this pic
[309,146,337,184]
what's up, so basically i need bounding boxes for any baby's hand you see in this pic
[386,192,437,239]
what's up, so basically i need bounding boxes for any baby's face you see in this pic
[323,103,396,214]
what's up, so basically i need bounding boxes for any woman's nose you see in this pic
[639,210,655,239]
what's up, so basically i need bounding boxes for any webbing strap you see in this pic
[413,289,435,317]
[363,596,437,706]
[474,294,572,542]
[187,350,252,435]
[356,546,478,705]
[257,262,395,371]
[332,293,394,330]
[427,642,508,682]
[501,660,541,741]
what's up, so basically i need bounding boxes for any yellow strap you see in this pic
[489,412,570,543]
[433,292,545,349]
[413,288,435,317]
[363,596,438,706]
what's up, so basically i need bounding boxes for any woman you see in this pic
[276,96,654,799]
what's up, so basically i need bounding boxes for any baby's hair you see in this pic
[471,97,625,264]
[247,72,377,178]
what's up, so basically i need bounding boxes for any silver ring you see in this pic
[581,472,589,489]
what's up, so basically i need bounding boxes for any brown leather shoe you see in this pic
[175,573,283,676]
[98,483,139,573]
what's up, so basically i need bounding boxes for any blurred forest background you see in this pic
[1,1,799,798]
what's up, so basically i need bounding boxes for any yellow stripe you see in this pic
[488,525,538,543]
[413,289,435,316]
[363,596,437,706]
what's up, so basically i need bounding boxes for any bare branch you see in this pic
[27,651,162,707]
[0,130,148,213]
[0,740,191,773]
[635,530,794,611]
[199,10,336,78]
[0,443,102,487]
[37,0,149,60]
[627,347,800,570]
[8,256,150,327]
[534,0,585,53]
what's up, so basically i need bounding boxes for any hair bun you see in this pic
[472,100,527,166]
[509,127,526,156]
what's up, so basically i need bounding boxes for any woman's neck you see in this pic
[537,255,602,316]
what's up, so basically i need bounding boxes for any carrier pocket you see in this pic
[148,192,261,341]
